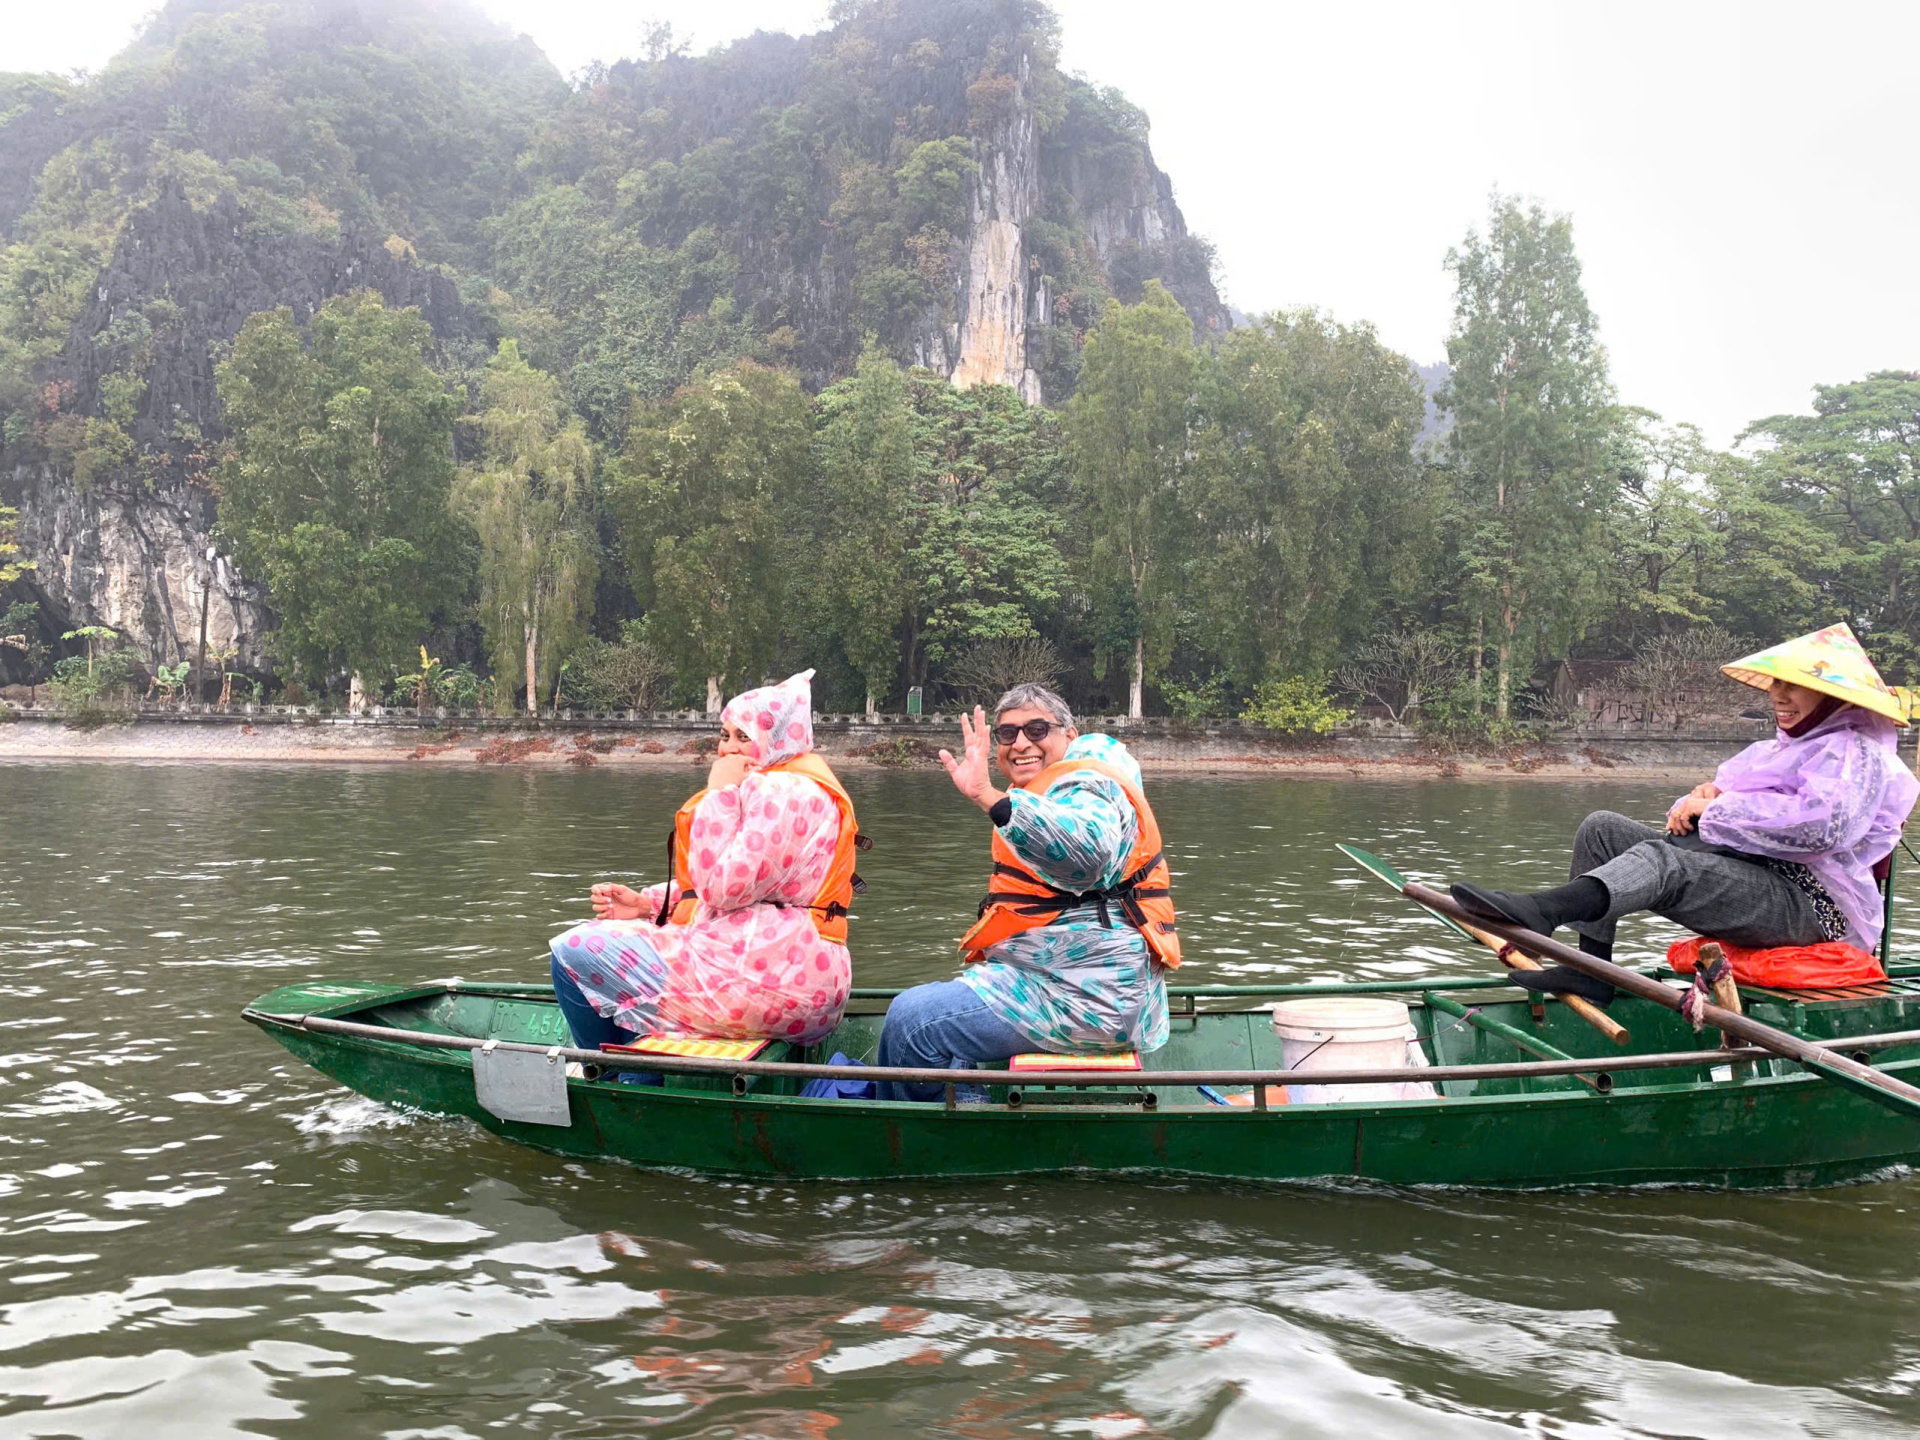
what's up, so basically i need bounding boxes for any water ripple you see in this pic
[1,763,1917,1434]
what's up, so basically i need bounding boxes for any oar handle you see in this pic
[1406,882,1920,1121]
[1453,916,1630,1045]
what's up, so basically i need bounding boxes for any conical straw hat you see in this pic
[1721,622,1908,726]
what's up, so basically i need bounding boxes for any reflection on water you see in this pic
[1,761,1918,1435]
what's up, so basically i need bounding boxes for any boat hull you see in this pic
[248,980,1920,1189]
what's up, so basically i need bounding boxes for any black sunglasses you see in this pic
[993,720,1058,744]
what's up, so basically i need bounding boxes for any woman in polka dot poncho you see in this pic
[548,670,854,1051]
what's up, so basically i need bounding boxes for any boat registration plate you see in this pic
[474,1042,572,1127]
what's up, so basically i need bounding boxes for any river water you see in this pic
[2,761,1919,1438]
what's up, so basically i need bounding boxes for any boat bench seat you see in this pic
[1740,977,1920,1006]
[600,1034,802,1094]
[1734,976,1920,1051]
[1008,1051,1141,1073]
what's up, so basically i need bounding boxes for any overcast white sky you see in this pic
[11,0,1916,444]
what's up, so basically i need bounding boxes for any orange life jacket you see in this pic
[658,752,865,944]
[958,757,1181,968]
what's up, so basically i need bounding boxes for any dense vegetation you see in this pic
[1,0,1914,730]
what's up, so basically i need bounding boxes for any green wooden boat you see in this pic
[244,967,1920,1188]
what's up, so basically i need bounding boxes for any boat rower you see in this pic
[1451,623,1918,1004]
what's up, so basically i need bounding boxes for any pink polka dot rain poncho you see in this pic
[549,670,853,1045]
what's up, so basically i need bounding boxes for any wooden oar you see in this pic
[1338,844,1629,1046]
[1403,881,1920,1124]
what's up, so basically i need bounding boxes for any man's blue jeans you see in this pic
[875,979,1030,1102]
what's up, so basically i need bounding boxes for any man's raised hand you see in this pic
[939,705,1002,813]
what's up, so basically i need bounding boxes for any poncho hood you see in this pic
[720,670,815,769]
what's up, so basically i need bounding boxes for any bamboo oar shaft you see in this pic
[1423,991,1605,1091]
[1332,842,1630,1046]
[1451,915,1630,1045]
[1404,883,1920,1121]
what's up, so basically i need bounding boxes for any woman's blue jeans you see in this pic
[875,979,1029,1102]
[550,955,658,1084]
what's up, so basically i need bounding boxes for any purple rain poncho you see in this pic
[1696,705,1919,951]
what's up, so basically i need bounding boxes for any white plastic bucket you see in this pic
[1271,997,1437,1105]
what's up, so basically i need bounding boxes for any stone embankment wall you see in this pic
[0,706,1857,776]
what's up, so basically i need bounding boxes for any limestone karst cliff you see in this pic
[0,0,1224,679]
[2,186,493,682]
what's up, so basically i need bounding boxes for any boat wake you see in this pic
[291,1095,418,1137]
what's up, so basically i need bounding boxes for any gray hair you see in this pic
[993,683,1074,728]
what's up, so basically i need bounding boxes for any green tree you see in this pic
[1192,310,1433,682]
[456,340,598,714]
[1699,457,1831,654]
[790,368,1066,712]
[215,292,466,688]
[899,373,1067,690]
[611,362,811,710]
[1598,414,1724,649]
[1440,195,1618,718]
[1065,282,1196,717]
[1740,372,1920,679]
[812,348,916,714]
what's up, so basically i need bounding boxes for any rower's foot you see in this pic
[1449,882,1554,935]
[1507,965,1618,1008]
[1450,877,1607,935]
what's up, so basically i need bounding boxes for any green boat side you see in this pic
[244,973,1920,1188]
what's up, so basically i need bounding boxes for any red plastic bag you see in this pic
[1666,935,1886,988]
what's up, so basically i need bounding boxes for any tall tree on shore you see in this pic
[611,362,810,710]
[1440,196,1617,719]
[1193,310,1434,682]
[456,340,597,715]
[1066,282,1196,717]
[215,291,466,689]
[1740,371,1920,680]
[812,348,916,715]
[1597,414,1724,651]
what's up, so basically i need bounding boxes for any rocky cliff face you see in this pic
[948,48,1045,402]
[1,185,491,673]
[4,461,265,677]
[603,4,1225,410]
[893,35,1225,407]
[0,0,1224,677]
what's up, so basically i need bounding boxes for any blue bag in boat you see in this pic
[799,1053,874,1100]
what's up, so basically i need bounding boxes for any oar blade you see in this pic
[1336,843,1406,889]
[1338,843,1478,942]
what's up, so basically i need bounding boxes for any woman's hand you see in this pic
[1666,785,1721,835]
[939,705,1005,814]
[591,882,647,920]
[706,753,751,791]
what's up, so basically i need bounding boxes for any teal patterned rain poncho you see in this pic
[957,733,1170,1053]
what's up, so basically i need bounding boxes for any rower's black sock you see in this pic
[1530,877,1608,930]
[1578,932,1613,964]
[1451,876,1607,938]
[1508,965,1618,1008]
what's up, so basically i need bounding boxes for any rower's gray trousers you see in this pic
[1568,811,1827,951]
